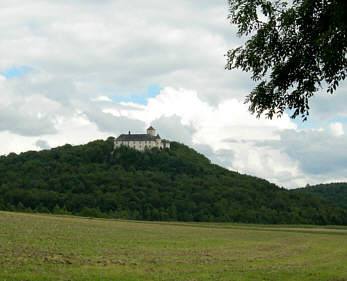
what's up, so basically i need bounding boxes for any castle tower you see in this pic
[147,126,156,136]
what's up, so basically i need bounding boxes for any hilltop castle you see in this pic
[114,126,170,151]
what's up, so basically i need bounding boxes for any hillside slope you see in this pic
[0,138,346,225]
[294,183,347,210]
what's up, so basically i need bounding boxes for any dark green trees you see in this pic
[0,138,346,224]
[295,183,347,210]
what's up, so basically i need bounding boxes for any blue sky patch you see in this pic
[1,66,34,79]
[285,109,321,130]
[292,117,320,130]
[328,116,347,124]
[290,115,347,131]
[113,84,162,105]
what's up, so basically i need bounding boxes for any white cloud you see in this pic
[330,122,344,136]
[92,96,112,102]
[0,0,249,102]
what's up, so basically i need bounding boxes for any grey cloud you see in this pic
[35,139,50,150]
[191,143,216,160]
[212,149,236,168]
[253,139,282,149]
[68,97,147,135]
[152,115,196,145]
[0,105,56,136]
[5,74,77,106]
[280,130,347,175]
[309,82,347,122]
[259,130,347,176]
[84,110,145,136]
[223,138,251,144]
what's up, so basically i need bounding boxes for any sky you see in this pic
[1,0,347,188]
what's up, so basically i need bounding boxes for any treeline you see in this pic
[0,138,346,225]
[294,183,347,210]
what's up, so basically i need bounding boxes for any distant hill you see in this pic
[0,138,346,225]
[294,183,347,210]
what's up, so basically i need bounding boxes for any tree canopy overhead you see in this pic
[226,0,347,120]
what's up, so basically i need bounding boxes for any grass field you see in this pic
[0,211,346,281]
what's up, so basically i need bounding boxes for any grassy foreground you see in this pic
[0,211,346,281]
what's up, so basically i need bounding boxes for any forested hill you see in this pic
[294,183,347,210]
[0,138,346,225]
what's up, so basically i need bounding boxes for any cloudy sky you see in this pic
[1,0,347,188]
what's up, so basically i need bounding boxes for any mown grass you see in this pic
[0,211,346,281]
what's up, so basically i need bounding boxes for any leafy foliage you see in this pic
[226,0,347,120]
[0,138,346,224]
[294,183,347,210]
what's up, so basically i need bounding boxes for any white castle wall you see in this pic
[114,139,168,151]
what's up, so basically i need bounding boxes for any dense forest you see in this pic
[294,183,347,211]
[0,138,346,225]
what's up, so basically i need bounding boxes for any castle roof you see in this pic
[116,134,160,141]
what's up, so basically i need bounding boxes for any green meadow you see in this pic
[0,211,346,281]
